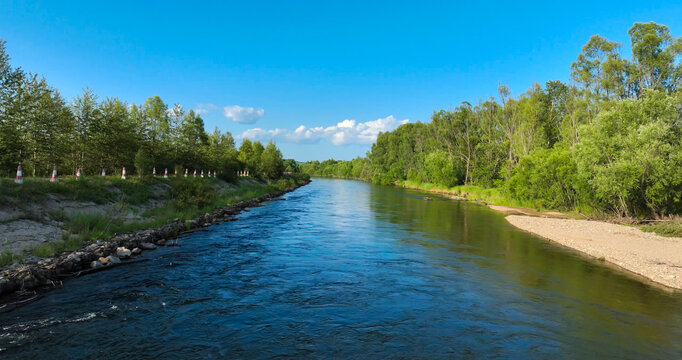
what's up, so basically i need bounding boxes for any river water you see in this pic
[1,178,681,359]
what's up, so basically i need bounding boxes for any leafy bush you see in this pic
[170,178,215,208]
[508,147,581,209]
[574,90,682,216]
[134,146,154,177]
[424,150,459,187]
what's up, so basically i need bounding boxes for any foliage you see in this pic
[301,22,682,218]
[0,38,286,180]
[170,178,215,208]
[574,90,682,216]
[261,141,285,179]
[640,222,682,237]
[134,147,154,177]
[508,147,581,209]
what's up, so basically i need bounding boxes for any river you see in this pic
[1,178,681,359]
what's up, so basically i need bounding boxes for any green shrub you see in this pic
[508,147,581,209]
[640,222,682,237]
[170,178,215,208]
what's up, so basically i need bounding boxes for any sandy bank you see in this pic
[488,205,570,218]
[506,215,682,290]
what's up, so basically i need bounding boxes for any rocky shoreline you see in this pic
[0,180,310,308]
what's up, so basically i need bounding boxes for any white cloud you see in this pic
[223,105,265,124]
[194,103,218,115]
[237,115,409,145]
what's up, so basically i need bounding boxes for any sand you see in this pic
[505,215,682,290]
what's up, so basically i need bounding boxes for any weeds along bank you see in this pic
[0,174,311,266]
[0,174,311,302]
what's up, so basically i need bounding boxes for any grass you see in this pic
[0,251,24,266]
[30,231,93,259]
[0,176,162,205]
[0,174,310,263]
[399,180,599,219]
[640,222,682,237]
[400,180,540,209]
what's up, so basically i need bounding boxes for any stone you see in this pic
[85,243,99,252]
[98,256,109,265]
[106,255,121,264]
[116,247,131,259]
[17,271,39,289]
[0,277,9,296]
[91,260,104,269]
[66,253,81,264]
[140,242,157,250]
[131,247,142,256]
[156,239,166,246]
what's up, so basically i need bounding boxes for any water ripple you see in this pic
[1,179,681,359]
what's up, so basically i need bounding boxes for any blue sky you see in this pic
[1,1,680,161]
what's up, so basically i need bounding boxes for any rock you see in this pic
[106,255,121,264]
[38,258,55,267]
[0,277,10,296]
[85,243,99,252]
[116,247,131,259]
[17,271,39,289]
[66,253,81,264]
[98,256,109,265]
[156,239,166,246]
[140,242,157,250]
[91,260,104,269]
[22,256,41,265]
[131,247,142,256]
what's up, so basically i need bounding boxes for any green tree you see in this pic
[237,139,253,171]
[574,90,682,216]
[134,146,154,177]
[261,141,284,179]
[71,88,100,171]
[628,22,681,93]
[424,150,458,187]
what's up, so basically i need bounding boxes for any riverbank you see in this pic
[0,177,311,304]
[506,216,682,290]
[394,179,682,290]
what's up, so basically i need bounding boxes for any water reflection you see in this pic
[0,178,680,359]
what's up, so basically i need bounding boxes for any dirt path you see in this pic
[506,215,682,290]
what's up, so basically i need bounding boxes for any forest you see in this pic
[0,39,288,182]
[301,22,682,218]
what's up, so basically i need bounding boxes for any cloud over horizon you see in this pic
[237,115,409,146]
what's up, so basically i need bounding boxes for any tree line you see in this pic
[302,22,682,218]
[0,39,286,181]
